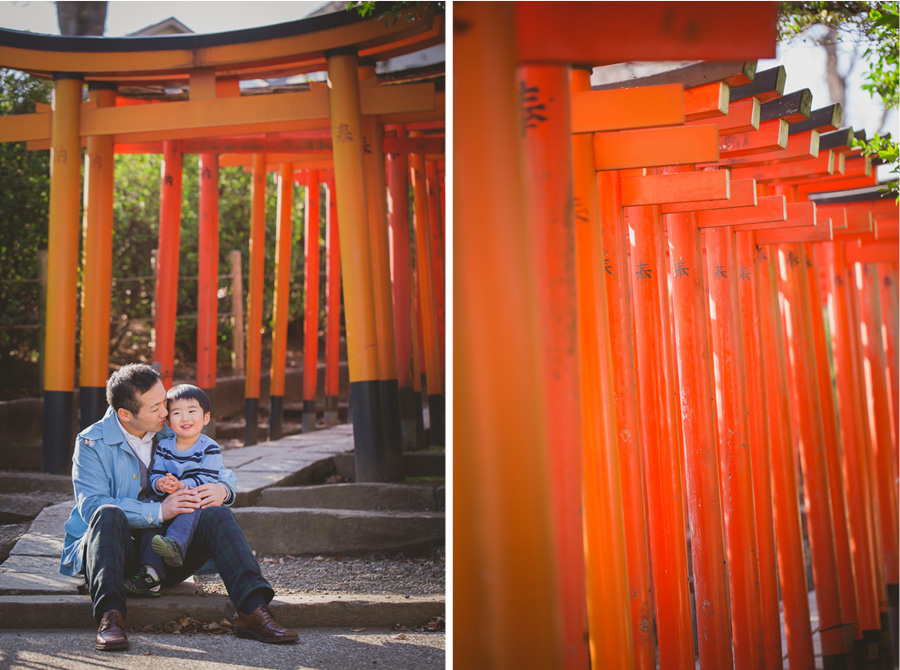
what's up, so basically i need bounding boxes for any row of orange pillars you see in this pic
[56,76,445,482]
[455,3,898,669]
[145,133,445,454]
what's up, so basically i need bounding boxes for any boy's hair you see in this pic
[166,384,211,415]
[106,364,161,415]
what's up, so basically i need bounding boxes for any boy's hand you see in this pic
[159,473,180,494]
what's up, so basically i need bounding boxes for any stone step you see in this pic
[257,483,443,512]
[0,593,444,630]
[0,493,61,523]
[0,472,73,494]
[332,451,445,481]
[233,507,444,556]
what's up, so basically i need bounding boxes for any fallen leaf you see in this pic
[142,651,152,656]
[393,633,408,640]
[351,628,365,632]
[179,617,190,627]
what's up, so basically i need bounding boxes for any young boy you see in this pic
[125,384,223,596]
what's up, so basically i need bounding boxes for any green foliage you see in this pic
[779,2,899,196]
[348,1,444,26]
[0,70,51,396]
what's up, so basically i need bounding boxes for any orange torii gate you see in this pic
[216,126,446,449]
[456,2,898,669]
[0,8,444,483]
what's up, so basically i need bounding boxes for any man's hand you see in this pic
[160,487,201,521]
[194,482,229,509]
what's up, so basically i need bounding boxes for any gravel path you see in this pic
[193,547,445,597]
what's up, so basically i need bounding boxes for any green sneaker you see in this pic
[151,535,184,568]
[124,568,161,598]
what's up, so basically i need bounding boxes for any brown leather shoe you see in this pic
[94,609,129,651]
[234,605,298,644]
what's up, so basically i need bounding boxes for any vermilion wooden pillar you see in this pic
[734,230,782,670]
[455,4,562,666]
[856,261,900,622]
[848,256,895,654]
[386,133,417,450]
[704,224,765,670]
[269,163,294,441]
[79,83,116,429]
[758,247,815,669]
[153,140,183,391]
[878,263,899,466]
[244,153,266,445]
[426,158,445,370]
[197,152,219,435]
[323,172,342,427]
[410,142,444,446]
[818,241,881,644]
[626,203,695,670]
[328,49,388,481]
[519,63,590,670]
[411,280,426,448]
[598,168,655,670]
[361,90,403,477]
[804,240,861,649]
[43,75,83,473]
[778,240,852,666]
[302,169,321,434]
[665,204,732,670]
[570,68,634,670]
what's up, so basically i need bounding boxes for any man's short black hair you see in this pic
[106,364,161,414]
[166,384,211,415]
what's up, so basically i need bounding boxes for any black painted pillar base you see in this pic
[244,397,259,446]
[428,393,445,447]
[413,390,426,450]
[302,400,317,433]
[380,379,403,481]
[888,583,899,664]
[79,386,106,431]
[350,380,387,482]
[269,395,284,441]
[397,385,416,452]
[852,636,865,670]
[861,629,881,667]
[821,651,850,670]
[323,396,339,426]
[43,390,75,475]
[880,611,895,668]
[201,387,216,438]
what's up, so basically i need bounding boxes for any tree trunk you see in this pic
[821,26,846,109]
[56,1,107,36]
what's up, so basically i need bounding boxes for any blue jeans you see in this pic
[137,508,201,577]
[82,505,273,622]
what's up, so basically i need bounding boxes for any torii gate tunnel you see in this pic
[456,2,898,669]
[0,8,446,482]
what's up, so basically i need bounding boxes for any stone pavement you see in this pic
[0,627,445,670]
[0,423,445,631]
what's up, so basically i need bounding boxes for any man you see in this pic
[59,364,297,651]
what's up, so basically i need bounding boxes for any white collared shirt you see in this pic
[114,414,155,469]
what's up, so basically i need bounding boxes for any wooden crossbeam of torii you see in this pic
[516,2,777,62]
[109,134,445,156]
[8,84,439,147]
